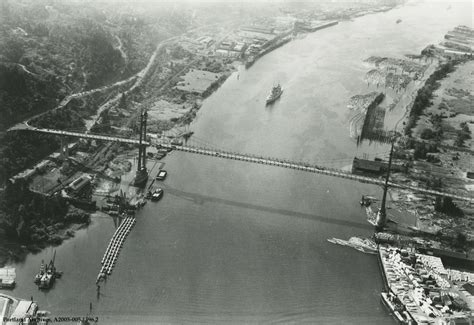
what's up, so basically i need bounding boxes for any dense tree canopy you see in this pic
[0,179,89,246]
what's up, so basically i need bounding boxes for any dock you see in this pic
[97,216,136,283]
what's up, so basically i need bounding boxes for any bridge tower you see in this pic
[133,110,148,187]
[375,141,394,231]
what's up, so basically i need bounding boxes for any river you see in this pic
[3,1,473,324]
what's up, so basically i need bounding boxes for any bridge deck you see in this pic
[10,125,473,202]
[21,126,150,146]
[159,143,473,202]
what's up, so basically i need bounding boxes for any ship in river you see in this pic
[149,188,164,201]
[266,83,283,105]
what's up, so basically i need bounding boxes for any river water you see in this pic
[3,1,473,324]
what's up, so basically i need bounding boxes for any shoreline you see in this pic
[393,59,439,133]
[0,220,90,268]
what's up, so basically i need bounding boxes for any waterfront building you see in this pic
[0,294,39,325]
[379,245,474,324]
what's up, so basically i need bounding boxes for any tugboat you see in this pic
[360,195,371,207]
[156,170,167,181]
[150,188,164,201]
[266,83,283,105]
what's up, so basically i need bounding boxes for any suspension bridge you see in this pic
[8,121,473,203]
[10,122,150,146]
[156,142,473,202]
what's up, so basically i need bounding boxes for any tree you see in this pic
[434,196,464,217]
[420,128,434,140]
[2,37,25,63]
[1,0,10,21]
[453,232,467,249]
[119,93,127,109]
[454,122,471,147]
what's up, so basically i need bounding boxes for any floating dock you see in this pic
[97,216,136,283]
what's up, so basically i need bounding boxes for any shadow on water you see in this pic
[164,186,373,231]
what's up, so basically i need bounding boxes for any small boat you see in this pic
[396,19,402,24]
[360,195,372,207]
[266,83,283,105]
[151,188,164,201]
[156,170,167,181]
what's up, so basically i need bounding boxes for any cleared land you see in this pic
[175,69,221,94]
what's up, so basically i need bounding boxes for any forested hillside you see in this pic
[0,0,191,184]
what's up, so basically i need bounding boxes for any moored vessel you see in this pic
[35,251,62,290]
[151,188,164,201]
[381,291,414,324]
[156,170,167,181]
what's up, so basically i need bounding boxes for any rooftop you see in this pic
[379,245,474,323]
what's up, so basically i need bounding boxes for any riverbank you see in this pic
[245,36,292,69]
[0,207,90,268]
[388,57,474,244]
[353,25,473,249]
[0,222,89,268]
